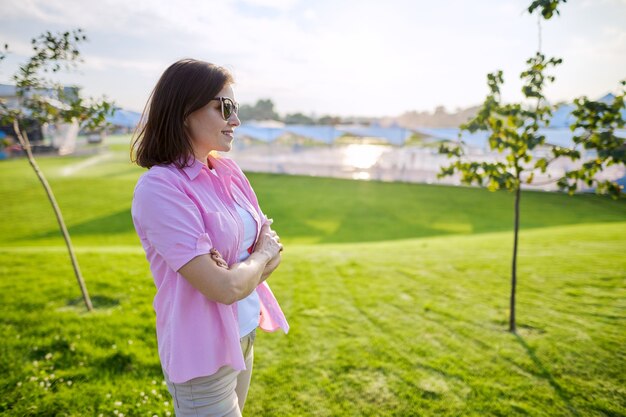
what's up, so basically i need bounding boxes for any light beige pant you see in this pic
[164,329,256,417]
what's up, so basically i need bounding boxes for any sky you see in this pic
[0,0,625,118]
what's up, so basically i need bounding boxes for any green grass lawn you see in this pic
[0,142,625,416]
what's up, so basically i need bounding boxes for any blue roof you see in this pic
[0,84,16,97]
[236,125,285,142]
[283,125,343,144]
[106,108,141,128]
[236,124,413,145]
[549,104,577,128]
[233,118,626,148]
[335,126,412,145]
[414,127,626,149]
[548,94,626,129]
[539,128,578,147]
[414,127,490,148]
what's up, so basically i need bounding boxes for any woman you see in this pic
[130,59,289,416]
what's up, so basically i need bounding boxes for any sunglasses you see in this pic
[210,97,239,120]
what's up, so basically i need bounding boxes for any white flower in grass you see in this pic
[66,380,72,386]
[44,353,52,360]
[128,340,133,345]
[114,401,122,407]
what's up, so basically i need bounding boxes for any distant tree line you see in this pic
[239,98,481,127]
[238,98,342,125]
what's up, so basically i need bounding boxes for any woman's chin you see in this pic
[220,142,233,152]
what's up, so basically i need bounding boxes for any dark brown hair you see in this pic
[130,59,234,169]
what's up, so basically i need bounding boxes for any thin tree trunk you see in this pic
[509,183,521,333]
[537,12,542,53]
[13,120,93,311]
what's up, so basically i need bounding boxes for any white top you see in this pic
[209,166,260,337]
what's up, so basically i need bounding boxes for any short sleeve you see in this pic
[132,175,213,272]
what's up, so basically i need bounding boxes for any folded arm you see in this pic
[178,249,272,305]
[177,221,282,305]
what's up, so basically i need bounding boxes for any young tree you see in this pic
[0,29,114,311]
[438,1,625,333]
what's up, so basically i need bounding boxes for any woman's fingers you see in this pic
[256,227,283,257]
[258,216,282,255]
[270,234,283,254]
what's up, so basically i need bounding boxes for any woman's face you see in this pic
[186,84,241,159]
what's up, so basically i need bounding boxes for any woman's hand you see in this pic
[254,219,283,263]
[261,252,281,280]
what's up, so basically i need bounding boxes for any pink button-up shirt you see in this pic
[131,154,289,383]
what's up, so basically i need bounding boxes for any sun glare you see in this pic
[342,144,387,169]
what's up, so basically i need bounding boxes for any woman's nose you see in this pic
[228,112,241,127]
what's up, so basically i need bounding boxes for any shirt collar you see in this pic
[176,156,204,181]
[178,154,234,181]
[210,154,235,179]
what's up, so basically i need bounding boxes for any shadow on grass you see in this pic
[67,295,120,309]
[95,351,135,374]
[20,209,134,241]
[515,334,581,417]
[15,174,626,245]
